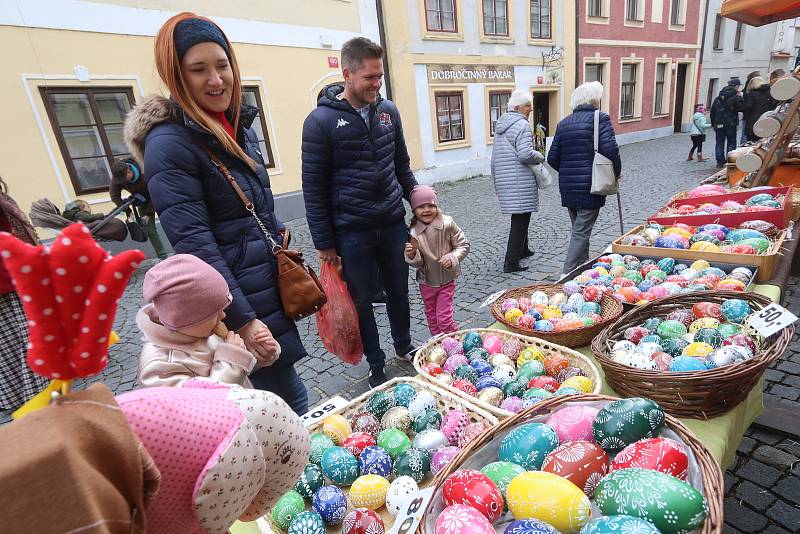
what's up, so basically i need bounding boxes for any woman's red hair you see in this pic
[154,12,255,170]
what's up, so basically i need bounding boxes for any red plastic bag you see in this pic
[315,262,364,364]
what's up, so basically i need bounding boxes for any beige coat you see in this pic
[137,304,256,388]
[406,213,470,287]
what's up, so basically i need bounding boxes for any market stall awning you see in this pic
[721,0,800,26]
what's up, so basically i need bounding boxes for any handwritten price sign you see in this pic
[301,396,349,427]
[388,487,435,534]
[747,303,799,338]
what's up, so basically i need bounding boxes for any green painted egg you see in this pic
[411,408,442,433]
[517,361,546,382]
[365,391,394,419]
[295,463,324,499]
[658,320,688,339]
[481,461,526,508]
[662,337,690,358]
[454,364,479,384]
[392,383,417,407]
[377,428,411,459]
[309,432,335,464]
[503,380,527,398]
[623,271,643,284]
[717,323,740,339]
[392,446,431,483]
[288,511,326,534]
[739,237,770,254]
[645,269,667,282]
[467,348,490,361]
[693,327,723,348]
[462,332,484,352]
[523,387,553,400]
[272,490,305,529]
[595,468,708,534]
[498,422,559,470]
[592,398,665,453]
[320,446,359,486]
[657,257,676,274]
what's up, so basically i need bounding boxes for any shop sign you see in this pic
[301,395,349,426]
[427,64,515,84]
[544,67,563,85]
[328,56,339,68]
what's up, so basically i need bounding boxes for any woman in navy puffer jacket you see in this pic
[547,81,621,276]
[123,13,309,414]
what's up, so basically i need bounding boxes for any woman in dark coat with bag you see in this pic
[547,81,621,276]
[743,77,778,143]
[123,12,309,413]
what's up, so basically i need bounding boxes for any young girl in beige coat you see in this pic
[137,254,279,387]
[404,185,470,336]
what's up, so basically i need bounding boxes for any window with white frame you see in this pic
[654,62,669,115]
[488,90,511,137]
[242,86,275,168]
[626,0,643,21]
[670,0,686,26]
[425,0,458,32]
[530,0,551,39]
[734,22,745,51]
[620,63,638,119]
[588,0,605,17]
[483,0,509,36]
[435,91,465,142]
[713,14,724,50]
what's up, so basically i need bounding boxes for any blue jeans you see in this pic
[250,363,309,415]
[715,128,737,166]
[336,221,412,370]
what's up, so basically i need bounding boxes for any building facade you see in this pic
[578,0,705,144]
[382,0,576,184]
[700,1,797,112]
[0,0,380,225]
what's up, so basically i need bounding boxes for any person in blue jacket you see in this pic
[301,37,417,387]
[123,13,310,414]
[547,81,622,276]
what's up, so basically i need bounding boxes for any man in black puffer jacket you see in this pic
[302,37,417,387]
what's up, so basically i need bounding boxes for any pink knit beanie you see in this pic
[143,254,232,330]
[410,185,438,210]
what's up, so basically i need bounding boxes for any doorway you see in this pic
[674,63,688,132]
[531,89,558,153]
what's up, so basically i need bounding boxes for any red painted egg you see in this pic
[610,437,689,480]
[729,244,757,255]
[541,440,609,496]
[458,422,486,449]
[717,280,745,291]
[722,333,757,355]
[452,379,478,397]
[343,508,385,534]
[666,309,695,327]
[624,326,650,344]
[582,286,603,303]
[692,302,722,320]
[613,277,635,288]
[664,275,688,288]
[442,469,504,523]
[423,363,444,376]
[342,432,377,458]
[543,354,569,377]
[528,375,560,393]
[650,351,673,371]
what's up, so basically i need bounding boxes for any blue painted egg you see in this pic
[669,356,708,372]
[358,445,393,477]
[503,518,559,533]
[555,386,581,396]
[657,257,676,274]
[563,281,582,295]
[567,293,586,308]
[673,263,688,274]
[312,485,347,525]
[638,280,655,292]
[698,223,729,235]
[640,334,662,346]
[462,332,484,353]
[526,309,543,320]
[721,299,751,323]
[470,359,494,377]
[534,320,554,331]
[654,236,686,249]
[579,302,602,316]
[392,383,417,407]
[580,515,660,534]
[321,447,358,485]
[702,267,726,278]
[498,422,559,470]
[727,229,767,243]
[476,375,503,391]
[559,304,575,315]
[745,193,774,206]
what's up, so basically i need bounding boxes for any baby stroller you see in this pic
[29,195,147,242]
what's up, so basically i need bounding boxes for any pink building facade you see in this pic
[578,0,705,144]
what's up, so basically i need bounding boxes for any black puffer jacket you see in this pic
[744,85,778,142]
[710,85,745,131]
[301,85,417,250]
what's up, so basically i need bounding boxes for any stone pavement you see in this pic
[66,134,800,531]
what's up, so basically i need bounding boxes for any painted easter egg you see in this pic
[595,468,708,534]
[682,341,714,358]
[518,346,546,366]
[452,379,478,396]
[365,391,394,419]
[580,515,660,534]
[517,361,546,382]
[392,383,418,407]
[592,398,665,453]
[288,511,326,534]
[349,474,390,510]
[462,332,484,353]
[503,338,523,360]
[658,320,688,339]
[381,406,412,433]
[442,469,504,523]
[706,347,740,368]
[481,461,526,506]
[309,432,335,464]
[483,335,504,354]
[431,446,461,474]
[411,408,442,433]
[689,317,720,333]
[350,412,381,437]
[499,423,559,470]
[503,380,527,398]
[385,476,419,517]
[492,364,517,385]
[358,445,393,477]
[321,414,351,445]
[471,359,494,377]
[408,390,437,419]
[435,504,495,534]
[467,348,490,362]
[424,363,444,376]
[478,386,504,407]
[428,347,448,365]
[441,337,461,354]
[693,327,723,348]
[312,485,348,525]
[501,396,525,412]
[342,432,377,458]
[610,437,688,480]
[503,519,559,533]
[295,463,325,499]
[662,337,690,358]
[722,333,757,355]
[721,298,752,323]
[541,440,609,496]
[459,422,487,448]
[454,364,479,384]
[272,490,305,529]
[441,409,470,446]
[321,446,359,486]
[443,355,469,374]
[490,353,515,368]
[476,375,504,391]
[393,446,431,483]
[670,355,708,371]
[376,428,410,460]
[342,508,385,534]
[546,405,599,442]
[506,471,591,533]
[413,429,448,452]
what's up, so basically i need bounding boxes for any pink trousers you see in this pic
[419,281,458,336]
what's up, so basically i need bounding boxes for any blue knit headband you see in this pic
[174,18,230,61]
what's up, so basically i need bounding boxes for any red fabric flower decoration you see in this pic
[0,224,144,379]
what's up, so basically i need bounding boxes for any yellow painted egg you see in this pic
[689,317,720,333]
[506,471,591,533]
[595,266,609,276]
[663,227,692,240]
[718,278,745,290]
[683,341,714,358]
[349,474,390,510]
[690,242,721,252]
[690,260,711,271]
[574,274,592,284]
[322,414,351,445]
[560,376,594,394]
[505,308,524,323]
[542,306,563,320]
[518,346,546,366]
[609,265,627,277]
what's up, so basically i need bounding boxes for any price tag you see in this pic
[480,290,505,308]
[301,395,349,427]
[388,486,436,534]
[746,302,799,338]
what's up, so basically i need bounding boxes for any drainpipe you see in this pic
[575,0,580,88]
[375,0,394,101]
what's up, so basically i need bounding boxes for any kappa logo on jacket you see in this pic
[379,112,392,127]
[336,118,349,129]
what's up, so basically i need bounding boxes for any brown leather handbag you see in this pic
[204,147,327,320]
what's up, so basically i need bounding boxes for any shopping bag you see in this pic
[315,262,363,365]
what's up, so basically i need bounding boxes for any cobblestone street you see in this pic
[77,134,798,533]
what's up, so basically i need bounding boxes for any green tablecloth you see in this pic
[491,282,781,470]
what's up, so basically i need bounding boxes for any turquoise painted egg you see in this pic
[454,364,479,384]
[499,422,559,470]
[393,446,431,483]
[365,391,394,419]
[580,515,660,534]
[392,383,417,407]
[658,319,688,339]
[272,490,305,529]
[693,327,723,348]
[641,317,662,333]
[592,398,665,453]
[309,432,335,464]
[312,485,348,525]
[503,380,527,398]
[745,193,774,205]
[288,511,326,534]
[595,468,708,534]
[407,390,437,419]
[321,446,358,486]
[467,347,490,361]
[295,463,325,499]
[556,386,581,395]
[504,519,559,533]
[579,302,601,316]
[661,337,690,357]
[376,428,410,459]
[358,445,393,477]
[717,322,741,338]
[411,408,442,433]
[462,332,484,352]
[669,356,708,372]
[721,298,752,323]
[517,361,546,382]
[657,257,675,274]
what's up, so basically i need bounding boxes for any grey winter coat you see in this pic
[490,111,545,215]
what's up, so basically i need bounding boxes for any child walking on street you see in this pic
[689,104,711,162]
[137,254,280,387]
[405,185,470,336]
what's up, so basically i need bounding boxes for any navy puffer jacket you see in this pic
[547,104,622,210]
[301,85,417,250]
[123,95,306,367]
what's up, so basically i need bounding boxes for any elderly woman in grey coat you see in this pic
[491,89,545,273]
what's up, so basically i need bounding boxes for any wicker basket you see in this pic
[417,393,723,534]
[490,284,624,348]
[414,328,602,418]
[267,376,499,533]
[591,291,794,419]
